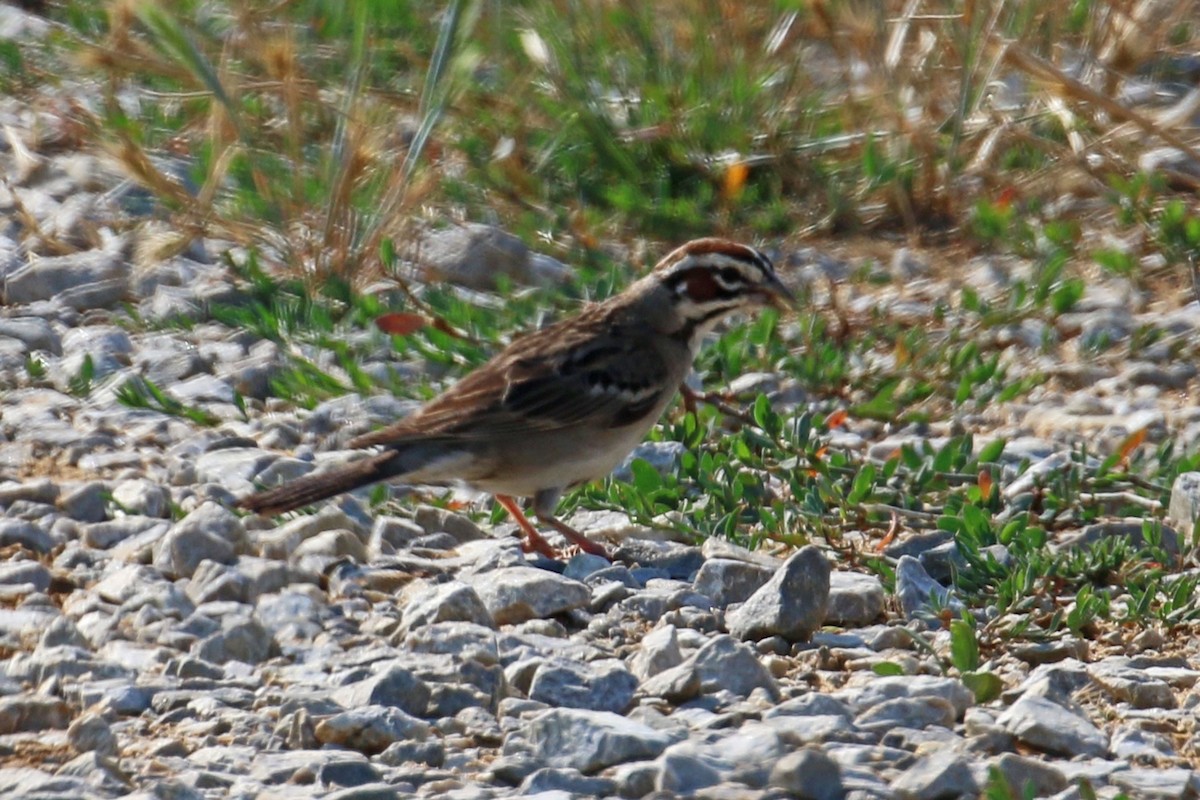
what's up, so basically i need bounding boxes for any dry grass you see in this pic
[8,0,1195,281]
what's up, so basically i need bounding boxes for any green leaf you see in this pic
[949,618,980,672]
[1051,278,1085,314]
[847,463,876,505]
[753,393,779,435]
[961,670,1003,703]
[977,438,1006,464]
[872,661,905,677]
[851,378,900,421]
[629,459,661,494]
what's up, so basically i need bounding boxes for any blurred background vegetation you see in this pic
[5,0,1198,287]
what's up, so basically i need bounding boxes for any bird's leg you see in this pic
[680,382,699,416]
[495,494,558,559]
[533,488,609,559]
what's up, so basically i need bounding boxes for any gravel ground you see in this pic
[5,7,1200,799]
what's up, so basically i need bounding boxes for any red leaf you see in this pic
[375,312,429,336]
[978,469,993,498]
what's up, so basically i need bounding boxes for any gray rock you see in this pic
[849,676,976,718]
[55,751,132,794]
[248,749,376,785]
[152,502,242,578]
[377,739,445,767]
[413,504,488,543]
[654,724,784,792]
[256,590,326,642]
[615,539,704,579]
[1009,636,1089,666]
[692,634,780,700]
[529,658,638,714]
[194,447,281,494]
[997,694,1108,757]
[611,761,659,799]
[3,247,127,305]
[82,516,168,549]
[39,616,89,649]
[0,518,54,553]
[193,615,276,664]
[58,483,109,522]
[628,624,683,680]
[292,528,368,561]
[1110,767,1197,800]
[111,479,170,518]
[0,317,61,354]
[332,664,432,717]
[167,373,236,405]
[765,693,854,720]
[520,767,616,796]
[469,566,590,625]
[612,441,686,482]
[67,712,118,757]
[894,555,964,619]
[0,695,71,733]
[992,753,1067,798]
[1056,519,1180,557]
[639,662,701,704]
[0,560,50,592]
[0,478,59,506]
[254,505,365,558]
[563,552,611,581]
[314,705,430,755]
[1019,659,1091,705]
[769,747,845,800]
[726,546,830,642]
[526,708,673,772]
[1168,471,1200,529]
[656,745,722,794]
[418,223,559,290]
[62,324,132,359]
[1111,724,1179,761]
[1088,658,1176,709]
[402,621,499,665]
[0,768,95,799]
[891,750,978,800]
[369,516,425,552]
[692,558,774,607]
[401,581,494,633]
[826,571,885,626]
[855,697,957,733]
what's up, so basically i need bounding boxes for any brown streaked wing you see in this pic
[348,301,668,448]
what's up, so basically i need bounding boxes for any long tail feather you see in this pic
[237,450,400,515]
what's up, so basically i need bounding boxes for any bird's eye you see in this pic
[717,267,743,286]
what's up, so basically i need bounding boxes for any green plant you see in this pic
[68,354,95,397]
[115,376,223,426]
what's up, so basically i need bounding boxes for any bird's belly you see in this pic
[468,426,652,498]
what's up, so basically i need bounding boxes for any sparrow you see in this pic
[238,238,794,558]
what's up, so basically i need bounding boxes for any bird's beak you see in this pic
[761,274,797,311]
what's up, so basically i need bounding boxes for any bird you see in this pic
[237,238,794,558]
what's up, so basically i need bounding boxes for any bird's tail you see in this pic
[237,450,401,515]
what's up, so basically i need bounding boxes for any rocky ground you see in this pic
[5,8,1200,800]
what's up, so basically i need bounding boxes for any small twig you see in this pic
[678,385,758,426]
[861,503,942,522]
[876,510,901,552]
[1077,492,1162,512]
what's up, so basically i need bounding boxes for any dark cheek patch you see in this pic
[684,270,721,302]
